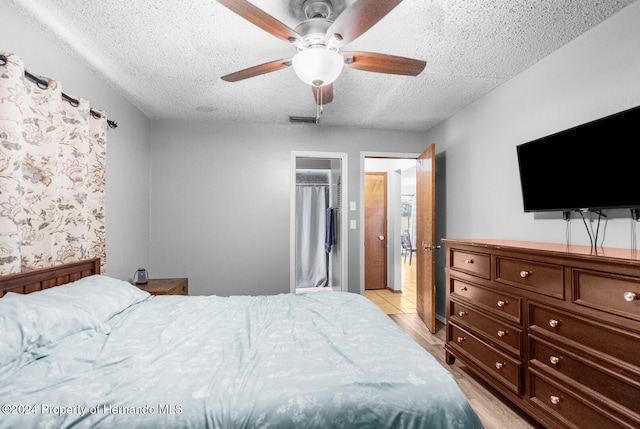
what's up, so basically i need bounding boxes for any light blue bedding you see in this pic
[0,284,483,428]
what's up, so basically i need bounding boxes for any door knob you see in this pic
[378,235,385,241]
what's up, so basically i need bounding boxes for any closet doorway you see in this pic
[290,152,348,293]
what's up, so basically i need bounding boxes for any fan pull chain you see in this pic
[315,86,323,124]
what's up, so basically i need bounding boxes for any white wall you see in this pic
[149,120,427,296]
[0,4,153,280]
[427,1,640,248]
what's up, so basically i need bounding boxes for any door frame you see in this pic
[290,151,349,293]
[359,151,421,295]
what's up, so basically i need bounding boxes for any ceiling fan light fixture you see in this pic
[292,48,344,87]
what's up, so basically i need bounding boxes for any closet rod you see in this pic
[0,52,118,129]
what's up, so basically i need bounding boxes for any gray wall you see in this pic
[425,0,640,320]
[149,120,427,296]
[427,0,640,247]
[0,4,152,280]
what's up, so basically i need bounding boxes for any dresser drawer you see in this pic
[529,370,635,429]
[496,256,564,298]
[451,299,522,356]
[451,279,522,324]
[450,249,491,279]
[530,337,640,416]
[444,239,640,429]
[573,269,640,322]
[448,323,523,394]
[529,303,640,368]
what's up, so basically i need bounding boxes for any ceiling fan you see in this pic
[217,0,426,105]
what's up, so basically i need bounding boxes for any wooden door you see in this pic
[364,172,387,290]
[416,144,437,333]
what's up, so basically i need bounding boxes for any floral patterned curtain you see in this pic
[0,53,107,274]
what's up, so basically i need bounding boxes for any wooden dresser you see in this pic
[135,278,188,296]
[443,239,640,429]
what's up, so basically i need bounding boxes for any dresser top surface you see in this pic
[442,239,640,264]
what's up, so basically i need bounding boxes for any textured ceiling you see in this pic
[7,0,637,131]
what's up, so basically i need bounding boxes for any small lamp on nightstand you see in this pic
[133,268,148,285]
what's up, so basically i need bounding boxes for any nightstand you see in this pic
[135,278,188,296]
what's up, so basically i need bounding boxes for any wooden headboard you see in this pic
[0,258,100,297]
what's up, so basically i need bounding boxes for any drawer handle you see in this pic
[497,330,508,337]
[465,259,474,264]
[519,270,531,278]
[460,286,468,292]
[549,319,560,328]
[497,300,508,307]
[458,311,468,317]
[550,395,561,405]
[495,362,505,370]
[457,337,466,343]
[550,356,560,365]
[624,291,637,302]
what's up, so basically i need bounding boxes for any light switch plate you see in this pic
[350,220,356,229]
[350,201,356,211]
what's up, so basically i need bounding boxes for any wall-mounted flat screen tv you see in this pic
[516,105,640,212]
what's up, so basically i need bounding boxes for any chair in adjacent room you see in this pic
[401,232,417,265]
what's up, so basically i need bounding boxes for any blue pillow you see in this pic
[0,275,150,369]
[0,293,109,369]
[35,275,150,322]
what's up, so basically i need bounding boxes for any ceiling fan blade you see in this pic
[217,0,302,43]
[221,58,292,82]
[312,84,334,105]
[325,0,403,45]
[342,51,426,76]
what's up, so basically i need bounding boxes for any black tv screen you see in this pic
[516,105,640,212]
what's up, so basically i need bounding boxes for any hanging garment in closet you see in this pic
[325,207,335,253]
[295,186,328,288]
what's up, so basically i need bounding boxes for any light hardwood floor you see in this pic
[364,253,417,314]
[366,259,545,429]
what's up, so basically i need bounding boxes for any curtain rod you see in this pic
[23,70,118,129]
[0,54,117,129]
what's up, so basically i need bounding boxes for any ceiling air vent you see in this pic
[289,116,319,124]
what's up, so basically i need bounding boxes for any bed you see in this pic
[0,259,483,429]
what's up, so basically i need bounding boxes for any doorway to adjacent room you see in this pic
[360,145,437,332]
[363,156,417,313]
